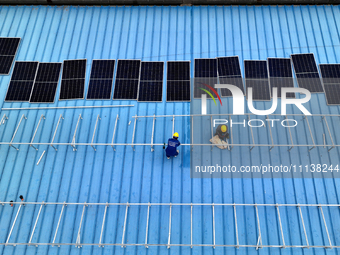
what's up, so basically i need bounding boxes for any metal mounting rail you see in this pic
[9,114,27,150]
[30,114,45,151]
[1,202,339,249]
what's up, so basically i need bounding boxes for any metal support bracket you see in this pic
[51,114,64,151]
[29,202,45,246]
[72,114,83,151]
[99,203,108,247]
[286,116,294,152]
[322,116,335,152]
[266,116,275,151]
[111,114,119,151]
[6,204,22,245]
[121,202,129,247]
[303,116,316,151]
[0,114,8,126]
[76,203,87,248]
[30,114,45,151]
[151,115,156,152]
[91,115,101,151]
[249,116,255,151]
[131,117,137,151]
[9,114,27,151]
[167,203,172,249]
[145,203,150,248]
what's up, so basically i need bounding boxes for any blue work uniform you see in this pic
[165,138,180,157]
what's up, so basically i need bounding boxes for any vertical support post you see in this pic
[6,204,22,245]
[212,204,215,249]
[111,114,119,151]
[210,116,214,151]
[303,116,316,151]
[121,202,129,247]
[131,117,137,151]
[248,116,255,151]
[172,115,175,136]
[233,204,239,248]
[229,115,233,150]
[167,204,172,249]
[72,114,82,151]
[0,113,8,125]
[99,204,108,247]
[145,203,150,248]
[91,114,101,151]
[29,203,44,246]
[36,150,46,165]
[30,114,45,151]
[52,202,66,247]
[319,206,332,248]
[51,114,64,151]
[276,205,286,248]
[191,116,194,151]
[190,204,193,248]
[298,205,309,248]
[9,114,27,151]
[255,205,262,249]
[76,203,86,248]
[286,116,294,151]
[266,116,275,151]
[151,115,156,152]
[322,116,335,152]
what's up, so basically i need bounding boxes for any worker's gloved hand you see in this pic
[226,133,230,139]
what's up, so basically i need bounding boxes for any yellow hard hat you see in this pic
[173,132,179,138]
[221,125,227,133]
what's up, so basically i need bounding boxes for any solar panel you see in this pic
[5,61,38,102]
[113,60,141,100]
[291,53,323,93]
[87,60,115,100]
[267,58,295,98]
[138,62,164,102]
[0,38,20,75]
[320,64,340,105]
[244,60,271,101]
[59,59,86,100]
[166,61,191,102]
[217,56,244,97]
[29,63,62,103]
[194,58,218,99]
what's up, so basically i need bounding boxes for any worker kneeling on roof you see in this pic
[165,132,181,159]
[215,124,230,141]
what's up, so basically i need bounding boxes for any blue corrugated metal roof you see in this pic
[0,4,340,255]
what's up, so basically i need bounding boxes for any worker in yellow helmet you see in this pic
[165,132,181,159]
[215,124,230,141]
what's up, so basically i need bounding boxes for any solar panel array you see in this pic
[166,61,191,101]
[87,60,115,100]
[267,58,295,98]
[138,62,164,102]
[60,59,86,100]
[194,58,218,99]
[5,61,39,101]
[113,60,141,100]
[0,38,20,75]
[320,64,340,105]
[217,56,244,97]
[244,60,271,101]
[29,63,62,103]
[291,53,323,93]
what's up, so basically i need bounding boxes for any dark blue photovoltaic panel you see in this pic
[138,62,164,102]
[90,60,115,79]
[167,61,190,81]
[87,60,115,100]
[194,59,217,78]
[115,60,141,79]
[5,61,38,101]
[267,58,293,78]
[320,64,340,105]
[244,60,270,100]
[291,53,323,92]
[166,61,191,101]
[113,60,141,100]
[217,56,244,97]
[217,56,242,77]
[244,60,268,79]
[267,58,295,98]
[60,59,86,100]
[0,38,20,74]
[29,63,62,103]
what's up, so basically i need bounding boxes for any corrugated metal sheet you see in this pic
[0,4,339,255]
